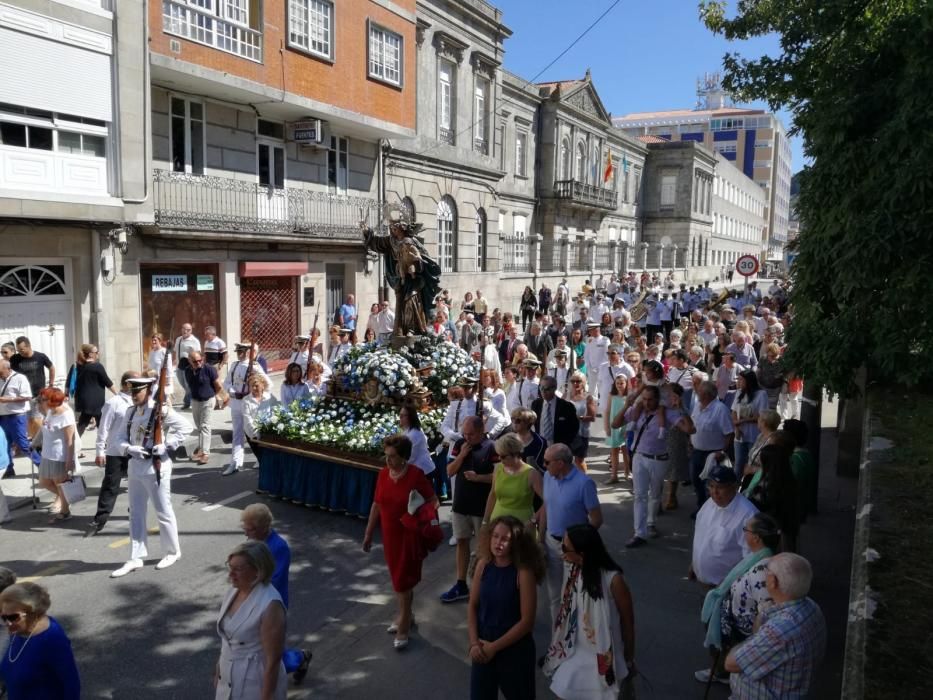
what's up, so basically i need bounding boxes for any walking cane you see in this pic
[703,648,722,700]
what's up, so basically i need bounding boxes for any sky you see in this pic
[492,0,805,172]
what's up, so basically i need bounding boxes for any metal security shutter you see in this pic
[0,27,112,122]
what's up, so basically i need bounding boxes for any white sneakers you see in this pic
[221,464,239,476]
[111,559,143,578]
[155,553,181,570]
[111,554,180,577]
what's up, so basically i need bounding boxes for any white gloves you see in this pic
[127,446,149,460]
[151,444,167,457]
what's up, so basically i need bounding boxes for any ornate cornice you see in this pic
[433,31,468,64]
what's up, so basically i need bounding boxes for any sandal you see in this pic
[49,512,72,523]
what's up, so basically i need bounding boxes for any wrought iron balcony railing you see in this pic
[553,179,618,210]
[163,0,262,62]
[153,170,380,240]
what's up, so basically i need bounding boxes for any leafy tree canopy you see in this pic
[700,0,933,396]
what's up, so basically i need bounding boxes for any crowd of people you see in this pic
[1,270,830,699]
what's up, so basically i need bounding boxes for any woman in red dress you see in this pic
[363,433,438,650]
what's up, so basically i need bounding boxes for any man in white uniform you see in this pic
[582,322,608,404]
[509,359,541,411]
[596,345,636,416]
[222,343,269,476]
[328,329,352,366]
[111,377,193,578]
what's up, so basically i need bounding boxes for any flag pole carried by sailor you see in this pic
[111,377,193,578]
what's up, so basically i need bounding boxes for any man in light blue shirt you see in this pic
[538,442,602,625]
[337,294,358,331]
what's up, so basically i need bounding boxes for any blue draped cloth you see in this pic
[258,446,378,517]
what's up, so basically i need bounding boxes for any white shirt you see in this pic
[174,335,201,361]
[204,337,227,365]
[511,377,540,410]
[0,372,32,415]
[690,399,735,451]
[698,330,718,348]
[223,360,270,400]
[97,391,134,458]
[440,397,476,444]
[405,428,435,475]
[583,335,609,371]
[40,408,76,461]
[243,392,279,439]
[691,493,758,585]
[374,309,395,335]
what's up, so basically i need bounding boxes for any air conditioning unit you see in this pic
[291,119,327,147]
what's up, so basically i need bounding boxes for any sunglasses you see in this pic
[1,613,26,623]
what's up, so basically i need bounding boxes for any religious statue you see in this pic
[361,208,442,337]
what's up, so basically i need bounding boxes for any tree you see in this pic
[700,0,933,396]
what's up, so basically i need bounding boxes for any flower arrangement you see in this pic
[395,335,479,402]
[331,342,418,399]
[257,395,446,456]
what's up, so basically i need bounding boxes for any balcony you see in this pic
[163,0,262,63]
[153,170,379,240]
[553,179,617,210]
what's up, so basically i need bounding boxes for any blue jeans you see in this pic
[432,449,451,499]
[734,441,751,480]
[0,414,36,466]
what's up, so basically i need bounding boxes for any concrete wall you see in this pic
[711,152,768,269]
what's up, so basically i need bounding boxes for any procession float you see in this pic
[253,208,476,516]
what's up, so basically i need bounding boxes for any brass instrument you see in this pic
[707,288,731,315]
[628,290,655,322]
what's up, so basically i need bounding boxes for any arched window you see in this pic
[475,208,487,272]
[437,196,457,272]
[560,138,571,180]
[400,196,416,224]
[575,142,586,181]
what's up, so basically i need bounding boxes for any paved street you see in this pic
[0,391,852,700]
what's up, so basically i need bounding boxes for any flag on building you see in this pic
[603,150,614,184]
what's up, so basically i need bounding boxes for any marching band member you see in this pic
[111,377,192,578]
[221,343,268,476]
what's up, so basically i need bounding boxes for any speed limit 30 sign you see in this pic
[735,255,760,277]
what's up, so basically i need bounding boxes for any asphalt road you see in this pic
[0,401,851,700]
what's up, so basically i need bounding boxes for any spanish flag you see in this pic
[603,150,614,183]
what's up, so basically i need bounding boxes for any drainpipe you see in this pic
[91,231,108,357]
[377,138,386,302]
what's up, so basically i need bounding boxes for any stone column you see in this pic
[655,243,664,275]
[587,238,597,277]
[609,241,619,275]
[639,242,649,271]
[530,233,542,274]
[559,235,570,274]
[619,242,629,276]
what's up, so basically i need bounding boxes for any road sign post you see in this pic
[735,255,759,305]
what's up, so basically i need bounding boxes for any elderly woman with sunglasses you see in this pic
[0,581,80,700]
[215,541,287,700]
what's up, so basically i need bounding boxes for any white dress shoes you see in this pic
[155,553,181,570]
[221,464,239,476]
[111,559,143,578]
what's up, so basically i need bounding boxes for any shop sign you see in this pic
[196,274,215,291]
[152,274,187,292]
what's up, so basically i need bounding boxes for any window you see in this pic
[437,197,457,272]
[328,136,349,193]
[513,213,527,268]
[438,61,455,143]
[222,0,249,25]
[164,0,262,61]
[473,78,489,152]
[575,142,585,181]
[400,196,416,224]
[515,131,528,177]
[475,208,486,272]
[257,121,285,190]
[288,0,334,60]
[170,97,204,175]
[660,174,677,207]
[560,138,570,179]
[0,108,106,157]
[369,23,402,86]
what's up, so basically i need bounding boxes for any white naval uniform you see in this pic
[120,401,192,561]
[223,360,270,468]
[439,397,477,447]
[583,335,609,402]
[507,377,540,412]
[548,366,573,398]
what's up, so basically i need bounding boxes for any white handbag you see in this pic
[60,476,87,505]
